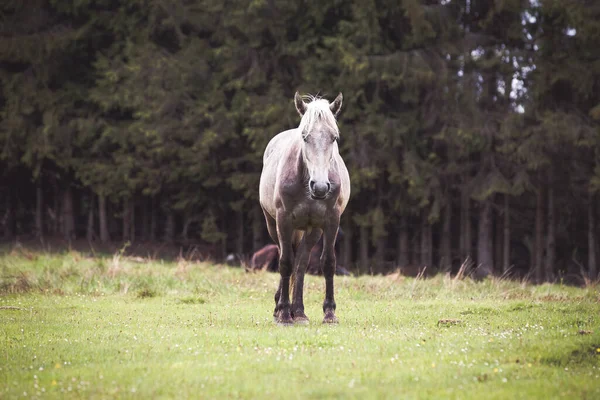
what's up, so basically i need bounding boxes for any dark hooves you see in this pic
[291,308,310,325]
[322,312,339,324]
[293,315,310,325]
[274,310,294,326]
[276,319,294,326]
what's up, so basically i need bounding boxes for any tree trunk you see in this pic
[165,210,175,243]
[460,189,472,261]
[108,201,118,238]
[62,185,75,241]
[130,196,135,243]
[494,201,503,276]
[420,213,432,268]
[545,182,555,282]
[236,210,244,255]
[35,181,43,238]
[141,197,150,240]
[220,213,227,261]
[534,186,544,283]
[8,190,16,237]
[359,224,369,274]
[396,216,409,268]
[426,222,433,268]
[476,200,493,279]
[589,196,597,280]
[50,183,60,235]
[150,196,157,241]
[2,190,15,239]
[465,195,472,261]
[440,204,452,272]
[411,229,420,266]
[342,221,352,270]
[421,214,427,267]
[99,194,110,243]
[122,197,131,242]
[460,192,466,259]
[374,233,386,274]
[86,194,95,242]
[181,214,192,242]
[503,195,511,274]
[252,204,264,251]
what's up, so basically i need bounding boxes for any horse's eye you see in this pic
[303,136,308,143]
[333,136,339,143]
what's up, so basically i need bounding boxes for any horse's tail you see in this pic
[290,230,304,298]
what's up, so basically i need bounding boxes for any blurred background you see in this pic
[0,0,599,283]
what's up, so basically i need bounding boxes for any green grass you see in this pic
[1,249,599,399]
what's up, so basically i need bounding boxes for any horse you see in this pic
[259,92,350,325]
[249,244,280,272]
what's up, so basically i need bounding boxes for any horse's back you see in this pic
[262,128,298,165]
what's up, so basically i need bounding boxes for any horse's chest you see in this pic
[290,202,328,229]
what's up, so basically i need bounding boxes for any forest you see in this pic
[0,0,599,283]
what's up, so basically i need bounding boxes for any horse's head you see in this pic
[294,92,343,200]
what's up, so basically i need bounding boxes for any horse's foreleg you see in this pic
[274,280,282,317]
[274,213,294,325]
[291,228,322,324]
[263,209,283,317]
[321,219,340,324]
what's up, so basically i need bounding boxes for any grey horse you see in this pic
[259,92,350,325]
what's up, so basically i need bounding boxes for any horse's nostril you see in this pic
[326,183,331,192]
[310,181,329,198]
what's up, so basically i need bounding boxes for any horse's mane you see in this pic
[298,95,340,137]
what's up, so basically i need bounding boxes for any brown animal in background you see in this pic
[250,244,279,272]
[250,232,351,276]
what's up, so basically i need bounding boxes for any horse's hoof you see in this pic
[323,313,338,324]
[275,310,294,326]
[291,308,310,324]
[293,315,310,325]
[276,320,294,327]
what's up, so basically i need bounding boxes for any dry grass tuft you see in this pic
[175,257,191,279]
[453,257,473,282]
[0,271,33,294]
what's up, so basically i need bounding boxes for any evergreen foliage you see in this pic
[1,0,598,281]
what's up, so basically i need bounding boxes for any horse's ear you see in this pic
[330,92,343,117]
[294,92,307,116]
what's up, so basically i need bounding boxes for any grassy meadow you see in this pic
[1,246,599,399]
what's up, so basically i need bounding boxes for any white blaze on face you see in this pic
[303,127,335,198]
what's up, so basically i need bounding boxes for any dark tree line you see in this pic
[1,0,599,282]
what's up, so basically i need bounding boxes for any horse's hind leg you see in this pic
[291,228,322,324]
[321,218,340,324]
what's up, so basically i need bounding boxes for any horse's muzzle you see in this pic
[309,180,330,199]
[310,193,327,200]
